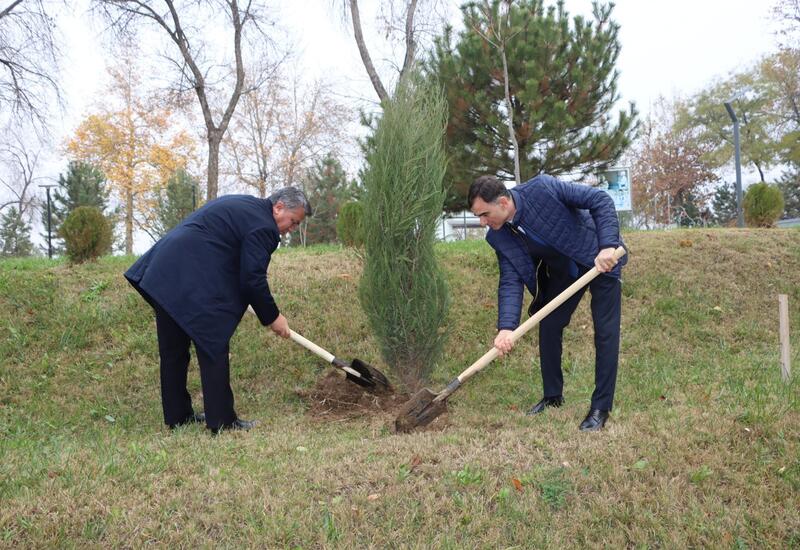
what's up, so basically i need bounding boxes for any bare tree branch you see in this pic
[93,0,274,199]
[0,0,63,132]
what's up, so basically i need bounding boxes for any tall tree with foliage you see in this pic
[0,206,34,257]
[302,153,358,245]
[359,74,450,391]
[154,168,200,238]
[777,170,800,218]
[712,181,739,226]
[676,49,800,184]
[41,161,111,251]
[429,0,637,209]
[67,47,195,253]
[93,0,277,200]
[629,97,717,228]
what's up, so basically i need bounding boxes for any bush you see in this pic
[358,74,450,392]
[743,183,784,227]
[60,206,112,263]
[336,201,364,247]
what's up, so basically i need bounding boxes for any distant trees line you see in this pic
[1,0,798,257]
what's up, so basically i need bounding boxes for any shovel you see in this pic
[395,246,627,433]
[289,329,391,394]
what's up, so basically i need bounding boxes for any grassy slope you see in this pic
[1,229,799,548]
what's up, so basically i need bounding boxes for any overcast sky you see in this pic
[59,0,782,135]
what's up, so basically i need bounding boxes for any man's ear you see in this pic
[497,196,510,209]
[273,200,285,214]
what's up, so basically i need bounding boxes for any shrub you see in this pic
[743,183,784,227]
[358,74,450,391]
[336,201,364,247]
[60,206,112,263]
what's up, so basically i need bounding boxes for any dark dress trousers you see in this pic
[124,195,281,429]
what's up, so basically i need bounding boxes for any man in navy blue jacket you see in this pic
[469,175,626,431]
[125,187,312,433]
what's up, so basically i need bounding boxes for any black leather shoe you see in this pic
[579,408,609,431]
[526,396,564,415]
[210,418,258,434]
[168,412,205,429]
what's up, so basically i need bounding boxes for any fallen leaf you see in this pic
[104,415,115,423]
[679,239,693,248]
[410,455,422,471]
[367,493,380,501]
[561,461,571,468]
[659,395,666,400]
[337,273,352,280]
[778,466,787,474]
[296,446,308,452]
[511,478,523,492]
[713,306,722,312]
[633,459,648,470]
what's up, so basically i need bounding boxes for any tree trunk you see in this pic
[348,0,389,104]
[501,47,521,184]
[207,131,222,200]
[125,188,133,255]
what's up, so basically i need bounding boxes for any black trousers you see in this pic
[153,304,237,429]
[537,268,622,411]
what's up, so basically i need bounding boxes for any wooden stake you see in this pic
[778,294,791,382]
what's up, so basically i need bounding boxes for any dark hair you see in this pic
[269,187,313,216]
[468,175,510,208]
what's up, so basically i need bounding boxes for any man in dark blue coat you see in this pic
[125,187,312,433]
[468,175,627,431]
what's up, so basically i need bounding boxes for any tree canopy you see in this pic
[429,0,637,210]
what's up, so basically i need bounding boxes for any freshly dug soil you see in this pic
[297,370,449,432]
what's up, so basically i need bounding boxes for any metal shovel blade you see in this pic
[395,388,448,433]
[337,358,392,394]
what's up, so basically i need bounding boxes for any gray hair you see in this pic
[269,187,313,216]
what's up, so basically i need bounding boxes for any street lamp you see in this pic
[38,184,57,258]
[723,101,744,228]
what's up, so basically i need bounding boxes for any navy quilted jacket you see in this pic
[486,174,627,330]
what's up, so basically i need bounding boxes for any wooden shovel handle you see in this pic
[456,246,627,384]
[289,329,335,364]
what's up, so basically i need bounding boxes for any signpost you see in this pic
[596,167,632,211]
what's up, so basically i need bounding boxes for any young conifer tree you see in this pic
[358,74,450,392]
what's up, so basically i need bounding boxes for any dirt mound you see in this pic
[297,371,449,432]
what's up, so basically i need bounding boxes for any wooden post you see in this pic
[779,294,791,382]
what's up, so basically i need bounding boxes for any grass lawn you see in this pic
[1,228,799,547]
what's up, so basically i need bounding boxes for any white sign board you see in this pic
[596,167,632,211]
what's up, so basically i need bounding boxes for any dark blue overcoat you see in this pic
[125,195,281,358]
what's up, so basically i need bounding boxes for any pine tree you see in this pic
[43,161,111,252]
[429,0,637,210]
[303,154,358,245]
[1,207,35,257]
[155,168,200,237]
[712,181,739,226]
[358,74,450,391]
[777,167,800,218]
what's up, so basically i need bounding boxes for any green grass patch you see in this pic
[0,229,799,547]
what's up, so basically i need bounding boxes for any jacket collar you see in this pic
[509,187,524,227]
